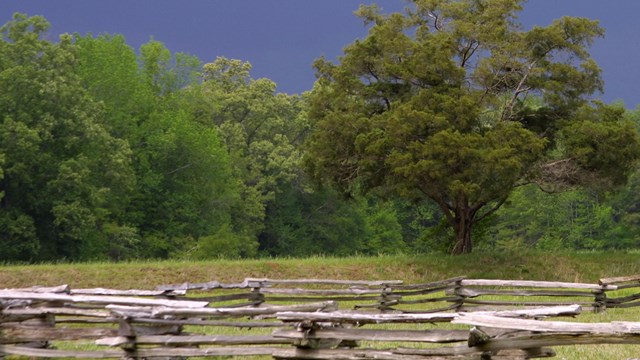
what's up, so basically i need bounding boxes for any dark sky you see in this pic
[3,1,640,107]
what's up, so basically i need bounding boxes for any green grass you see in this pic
[2,250,640,289]
[552,308,640,360]
[2,250,640,359]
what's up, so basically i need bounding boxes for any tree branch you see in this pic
[474,196,509,223]
[165,163,192,176]
[501,60,536,121]
[460,40,479,68]
[428,11,443,31]
[420,186,456,226]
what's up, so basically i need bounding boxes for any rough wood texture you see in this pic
[156,280,229,291]
[395,296,461,305]
[604,293,640,304]
[244,278,403,286]
[273,328,469,343]
[473,332,640,351]
[392,304,460,314]
[605,300,640,309]
[449,287,595,298]
[4,285,70,294]
[474,305,582,318]
[0,345,124,358]
[0,291,208,308]
[391,286,455,297]
[612,283,640,290]
[1,327,118,343]
[0,345,279,358]
[277,311,458,324]
[96,334,292,346]
[453,313,640,333]
[273,348,447,360]
[128,317,286,328]
[2,307,111,318]
[149,301,338,318]
[273,347,553,359]
[599,274,640,285]
[459,279,615,290]
[186,292,256,303]
[70,288,186,296]
[1,276,639,359]
[395,347,555,359]
[135,346,282,357]
[388,277,467,290]
[259,288,384,295]
[461,299,593,307]
[266,295,380,302]
[275,305,581,326]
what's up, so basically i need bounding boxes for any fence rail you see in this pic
[1,275,640,359]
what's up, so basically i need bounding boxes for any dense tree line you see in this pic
[1,10,639,262]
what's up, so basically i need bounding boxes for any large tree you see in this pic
[306,0,640,254]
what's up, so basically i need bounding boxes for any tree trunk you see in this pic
[432,196,481,255]
[452,210,474,255]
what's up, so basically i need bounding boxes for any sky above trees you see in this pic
[3,1,640,106]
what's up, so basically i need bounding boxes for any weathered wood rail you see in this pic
[151,275,640,313]
[0,275,639,359]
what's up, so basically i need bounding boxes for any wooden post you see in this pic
[593,289,607,313]
[378,285,392,313]
[114,312,185,360]
[250,286,265,306]
[5,309,56,352]
[454,279,466,312]
[117,317,138,360]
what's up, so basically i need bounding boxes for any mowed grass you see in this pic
[1,250,640,359]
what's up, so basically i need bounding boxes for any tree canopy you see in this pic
[2,9,640,262]
[0,15,135,260]
[305,0,640,253]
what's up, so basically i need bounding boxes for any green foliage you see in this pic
[74,34,154,138]
[557,103,640,188]
[363,201,406,254]
[305,0,640,253]
[139,39,201,95]
[259,187,368,257]
[484,184,637,252]
[0,14,135,261]
[131,109,240,251]
[185,57,310,244]
[0,209,39,261]
[259,184,411,257]
[2,11,640,263]
[193,224,258,259]
[73,35,256,260]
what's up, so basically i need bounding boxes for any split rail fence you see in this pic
[1,274,640,359]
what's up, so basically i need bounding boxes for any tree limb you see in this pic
[474,196,509,223]
[165,163,192,176]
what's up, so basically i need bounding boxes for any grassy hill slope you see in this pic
[2,250,639,289]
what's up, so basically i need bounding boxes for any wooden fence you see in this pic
[1,275,640,359]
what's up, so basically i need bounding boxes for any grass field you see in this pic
[2,250,640,289]
[1,250,640,359]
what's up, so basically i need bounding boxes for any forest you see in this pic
[2,3,640,263]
